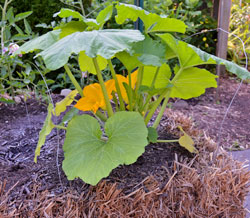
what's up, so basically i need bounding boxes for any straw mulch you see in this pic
[0,110,249,218]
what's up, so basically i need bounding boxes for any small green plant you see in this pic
[16,3,250,185]
[0,0,51,102]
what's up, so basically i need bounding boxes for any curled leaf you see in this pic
[54,90,78,116]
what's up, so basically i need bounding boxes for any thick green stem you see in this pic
[92,58,113,117]
[152,90,171,128]
[135,66,143,94]
[64,64,83,97]
[144,88,169,125]
[141,67,161,113]
[145,67,183,126]
[7,63,14,97]
[95,110,107,121]
[151,67,160,87]
[107,59,125,111]
[127,70,133,111]
[156,139,179,143]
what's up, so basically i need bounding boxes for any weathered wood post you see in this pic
[215,0,232,99]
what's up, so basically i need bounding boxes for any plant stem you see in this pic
[152,90,171,128]
[144,88,169,125]
[92,57,113,117]
[78,0,85,16]
[156,139,179,143]
[1,0,9,54]
[64,64,83,97]
[151,67,160,87]
[127,70,133,111]
[141,67,161,113]
[135,66,143,94]
[95,110,107,121]
[107,59,125,111]
[54,125,67,130]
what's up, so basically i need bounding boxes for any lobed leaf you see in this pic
[62,111,148,185]
[115,3,186,34]
[34,104,54,162]
[38,30,145,70]
[158,33,250,79]
[170,67,217,99]
[158,33,216,68]
[188,44,250,80]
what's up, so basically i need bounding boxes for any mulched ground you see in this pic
[0,76,249,217]
[171,77,250,150]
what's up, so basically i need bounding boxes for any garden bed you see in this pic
[0,77,249,217]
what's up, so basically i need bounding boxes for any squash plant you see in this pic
[15,3,250,185]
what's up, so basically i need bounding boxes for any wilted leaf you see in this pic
[53,90,78,116]
[178,126,197,153]
[34,104,54,162]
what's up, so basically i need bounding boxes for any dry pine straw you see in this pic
[0,109,249,218]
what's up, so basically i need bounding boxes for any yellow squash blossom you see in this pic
[110,70,138,103]
[74,70,138,113]
[74,81,113,113]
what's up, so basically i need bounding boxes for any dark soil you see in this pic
[0,96,192,199]
[0,76,249,202]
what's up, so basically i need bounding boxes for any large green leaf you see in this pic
[132,36,166,67]
[79,51,108,75]
[59,21,87,38]
[142,64,171,89]
[62,111,148,185]
[15,30,61,55]
[115,3,186,34]
[158,33,216,68]
[34,104,54,162]
[38,30,145,70]
[188,44,250,80]
[158,33,250,79]
[170,67,218,99]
